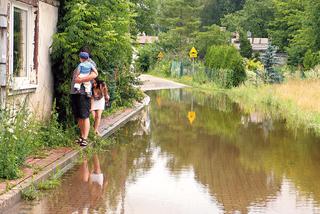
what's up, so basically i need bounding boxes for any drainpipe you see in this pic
[0,1,9,109]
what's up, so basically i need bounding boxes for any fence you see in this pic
[170,59,200,77]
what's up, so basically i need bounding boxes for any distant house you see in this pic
[231,35,269,53]
[0,0,59,119]
[231,33,287,65]
[136,33,158,45]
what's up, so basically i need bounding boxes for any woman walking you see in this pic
[91,78,109,135]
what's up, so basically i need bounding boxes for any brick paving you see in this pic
[0,147,73,195]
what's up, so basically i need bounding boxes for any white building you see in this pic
[0,0,59,119]
[231,37,269,53]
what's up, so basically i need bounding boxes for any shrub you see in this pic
[112,67,144,108]
[193,68,209,84]
[246,59,264,72]
[205,45,246,88]
[303,50,320,70]
[136,44,160,72]
[304,65,320,79]
[152,59,171,77]
[245,59,265,85]
[239,32,252,59]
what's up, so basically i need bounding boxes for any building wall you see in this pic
[0,0,59,120]
[28,1,58,119]
[0,0,9,108]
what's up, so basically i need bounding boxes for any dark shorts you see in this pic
[70,94,91,119]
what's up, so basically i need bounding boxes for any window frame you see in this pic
[9,2,36,90]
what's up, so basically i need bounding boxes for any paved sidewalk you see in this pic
[139,74,188,91]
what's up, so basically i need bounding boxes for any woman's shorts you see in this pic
[70,94,91,119]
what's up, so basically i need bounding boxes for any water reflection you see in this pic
[150,89,320,213]
[76,154,107,213]
[7,89,320,214]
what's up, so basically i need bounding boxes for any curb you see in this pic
[0,95,150,213]
[100,95,151,138]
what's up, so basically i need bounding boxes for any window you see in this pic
[10,2,35,90]
[13,7,28,78]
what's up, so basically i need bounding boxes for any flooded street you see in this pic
[7,89,320,214]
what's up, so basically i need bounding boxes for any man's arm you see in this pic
[75,67,98,83]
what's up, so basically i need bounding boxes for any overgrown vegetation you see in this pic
[0,105,75,180]
[37,175,61,191]
[22,173,62,201]
[135,44,160,73]
[22,184,39,201]
[51,0,142,124]
[228,79,320,136]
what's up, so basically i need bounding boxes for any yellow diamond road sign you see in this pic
[188,111,196,125]
[158,51,164,60]
[189,47,198,58]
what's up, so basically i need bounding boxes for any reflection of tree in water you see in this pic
[151,89,320,212]
[149,90,283,213]
[34,112,153,213]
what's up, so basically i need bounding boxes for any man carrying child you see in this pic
[71,48,98,146]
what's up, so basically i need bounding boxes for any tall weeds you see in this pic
[229,80,320,136]
[0,106,75,179]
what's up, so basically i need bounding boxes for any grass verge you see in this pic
[228,80,320,136]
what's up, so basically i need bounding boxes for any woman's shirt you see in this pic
[93,87,104,101]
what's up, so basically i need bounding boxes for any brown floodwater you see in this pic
[6,89,320,214]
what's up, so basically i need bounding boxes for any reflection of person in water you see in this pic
[73,154,108,213]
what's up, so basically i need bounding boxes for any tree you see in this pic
[130,0,157,35]
[268,0,310,65]
[200,0,245,27]
[261,44,282,83]
[157,0,203,56]
[239,31,252,58]
[268,0,303,51]
[195,25,231,58]
[221,0,274,38]
[287,0,320,66]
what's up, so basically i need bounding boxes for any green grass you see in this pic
[37,177,60,191]
[21,185,39,201]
